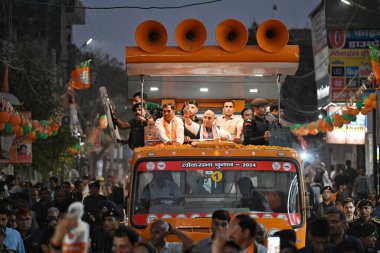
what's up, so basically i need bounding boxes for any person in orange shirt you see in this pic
[50,202,89,253]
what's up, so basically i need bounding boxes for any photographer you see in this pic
[112,103,154,150]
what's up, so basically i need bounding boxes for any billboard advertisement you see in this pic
[328,29,380,101]
[311,4,330,107]
[329,48,374,101]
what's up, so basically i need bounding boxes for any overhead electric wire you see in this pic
[14,0,223,10]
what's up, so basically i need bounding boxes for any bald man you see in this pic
[184,110,232,141]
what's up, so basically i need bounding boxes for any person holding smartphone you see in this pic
[182,100,201,143]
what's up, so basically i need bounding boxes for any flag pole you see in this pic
[140,75,144,115]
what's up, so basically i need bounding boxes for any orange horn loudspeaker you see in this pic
[216,19,248,52]
[175,19,207,52]
[135,20,168,53]
[256,19,289,53]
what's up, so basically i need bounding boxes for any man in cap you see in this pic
[349,223,377,252]
[348,199,380,249]
[243,98,271,145]
[316,185,334,219]
[94,209,120,253]
[83,181,107,228]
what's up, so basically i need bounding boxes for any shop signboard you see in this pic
[311,4,330,107]
[329,48,374,101]
[326,105,367,145]
[328,29,380,101]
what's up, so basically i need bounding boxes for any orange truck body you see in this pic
[127,144,306,248]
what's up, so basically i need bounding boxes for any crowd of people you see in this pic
[0,159,376,252]
[302,160,380,252]
[112,92,280,149]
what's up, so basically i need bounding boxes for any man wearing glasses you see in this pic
[243,98,271,145]
[348,199,380,250]
[193,210,230,253]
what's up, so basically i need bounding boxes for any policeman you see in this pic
[316,185,335,219]
[243,98,271,145]
[348,199,380,249]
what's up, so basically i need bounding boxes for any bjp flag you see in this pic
[369,43,380,81]
[70,60,91,89]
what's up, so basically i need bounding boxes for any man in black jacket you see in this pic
[113,103,153,149]
[243,98,271,145]
[94,209,120,253]
[182,100,201,143]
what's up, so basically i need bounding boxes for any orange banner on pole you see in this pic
[70,60,91,89]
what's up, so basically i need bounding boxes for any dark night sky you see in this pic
[73,0,320,63]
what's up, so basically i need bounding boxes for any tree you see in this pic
[2,44,78,177]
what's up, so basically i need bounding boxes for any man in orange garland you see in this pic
[155,103,184,145]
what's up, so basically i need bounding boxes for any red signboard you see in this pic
[137,161,296,172]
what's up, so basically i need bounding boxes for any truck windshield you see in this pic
[132,159,302,227]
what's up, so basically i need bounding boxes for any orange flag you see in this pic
[70,60,91,89]
[369,43,380,81]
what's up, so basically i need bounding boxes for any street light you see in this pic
[340,0,351,6]
[340,0,367,10]
[79,38,93,50]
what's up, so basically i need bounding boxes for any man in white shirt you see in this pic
[155,103,184,145]
[184,110,232,141]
